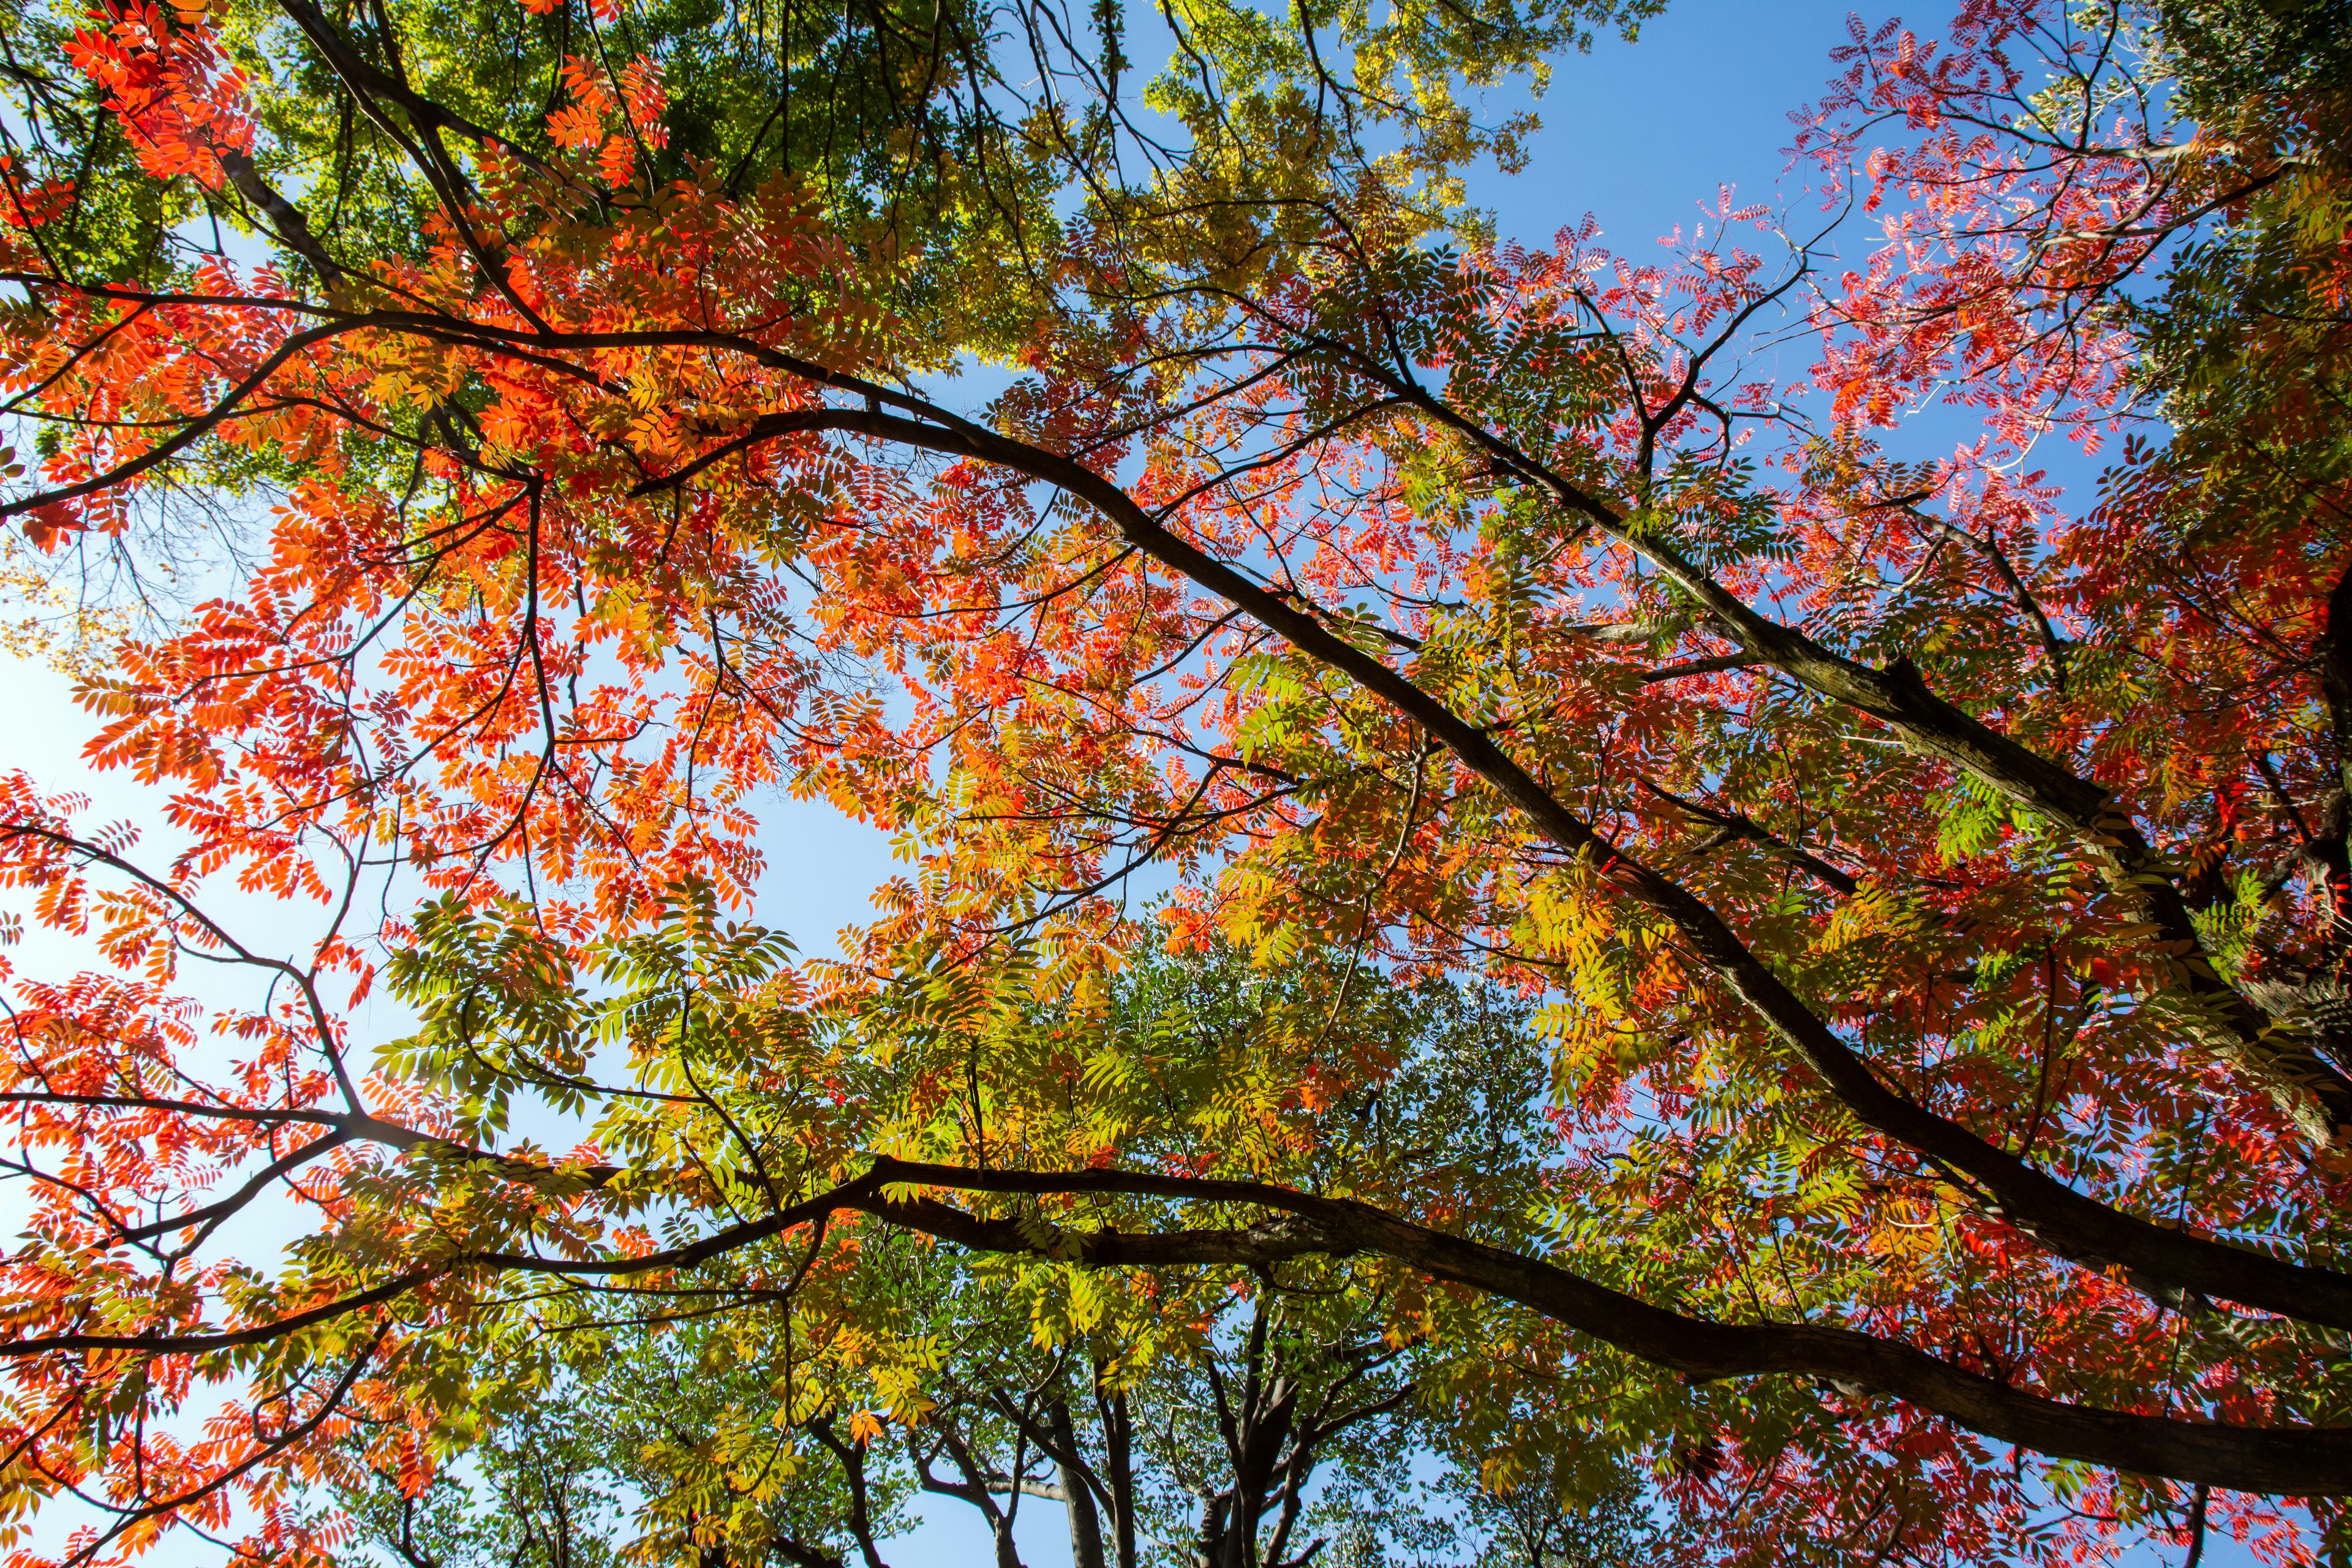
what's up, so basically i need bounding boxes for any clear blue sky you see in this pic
[1466,0,1858,244]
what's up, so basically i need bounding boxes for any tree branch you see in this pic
[691,399,2352,1335]
[842,1158,2352,1497]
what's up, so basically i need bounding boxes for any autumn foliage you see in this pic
[1,0,2351,1563]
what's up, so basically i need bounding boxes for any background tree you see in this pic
[319,951,1619,1568]
[332,1403,626,1568]
[1436,1450,1657,1568]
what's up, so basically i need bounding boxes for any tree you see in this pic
[332,1402,627,1568]
[3,0,2351,1563]
[1437,1453,1656,1568]
[329,952,1614,1568]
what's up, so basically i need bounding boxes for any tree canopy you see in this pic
[2,0,2350,1563]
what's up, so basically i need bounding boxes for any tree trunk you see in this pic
[1050,1397,1107,1568]
[1093,1363,1140,1568]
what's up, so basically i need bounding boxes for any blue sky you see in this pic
[1466,0,1859,245]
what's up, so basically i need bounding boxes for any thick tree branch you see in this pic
[1348,364,2352,1144]
[692,400,2352,1335]
[48,1151,2337,1491]
[0,1270,431,1357]
[217,151,345,283]
[834,1158,2352,1496]
[271,0,554,179]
